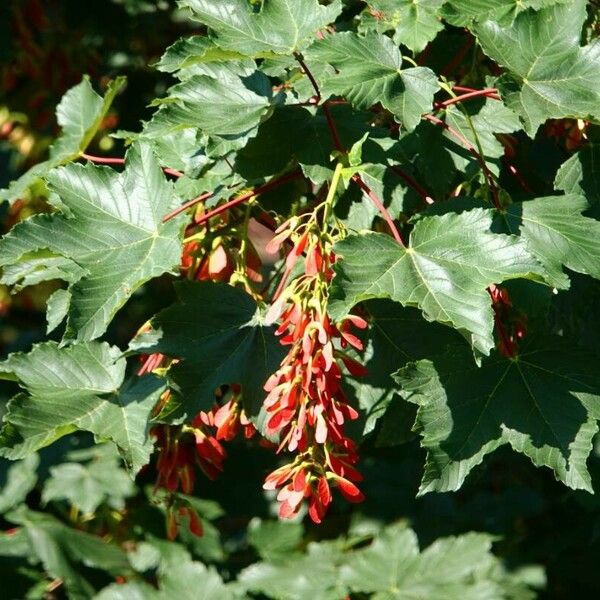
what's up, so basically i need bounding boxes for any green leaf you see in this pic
[394,338,600,493]
[180,0,342,56]
[344,300,462,435]
[153,33,256,84]
[0,143,183,341]
[443,0,570,26]
[395,121,459,197]
[157,36,247,74]
[341,523,504,599]
[118,540,233,599]
[330,209,544,354]
[474,0,600,135]
[0,251,85,292]
[247,518,303,563]
[131,281,285,419]
[362,0,445,53]
[307,32,438,131]
[46,289,71,334]
[156,558,233,600]
[146,72,276,138]
[554,144,600,204]
[0,527,31,558]
[239,540,348,600]
[7,508,129,600]
[500,194,600,289]
[0,341,165,474]
[0,454,38,514]
[235,105,369,183]
[79,376,166,474]
[42,446,135,514]
[443,98,522,176]
[0,76,125,205]
[96,583,156,600]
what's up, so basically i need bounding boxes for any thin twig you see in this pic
[505,160,534,194]
[82,153,185,177]
[487,287,516,358]
[453,85,495,94]
[81,153,124,165]
[162,167,185,178]
[294,53,404,244]
[441,35,475,78]
[293,53,345,154]
[435,88,500,109]
[294,52,322,103]
[322,103,345,153]
[424,114,501,210]
[162,191,214,223]
[190,171,303,226]
[390,165,434,205]
[351,175,405,246]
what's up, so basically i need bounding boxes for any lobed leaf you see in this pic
[474,0,600,135]
[329,209,545,354]
[146,72,276,138]
[42,446,135,514]
[307,32,438,131]
[0,341,165,474]
[0,76,125,205]
[0,142,183,341]
[395,338,600,494]
[554,144,600,204]
[7,508,129,600]
[179,0,342,56]
[499,194,600,289]
[131,281,285,419]
[443,0,571,26]
[361,0,445,54]
[341,523,504,599]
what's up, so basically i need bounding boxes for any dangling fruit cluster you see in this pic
[136,170,368,534]
[262,211,367,522]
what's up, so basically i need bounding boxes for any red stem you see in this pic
[163,167,185,178]
[322,103,345,154]
[390,165,434,205]
[81,153,124,165]
[453,85,490,94]
[162,191,214,223]
[82,153,185,178]
[424,114,501,210]
[435,88,500,109]
[294,53,345,154]
[294,54,405,245]
[190,171,303,227]
[294,52,321,103]
[494,311,515,358]
[504,159,534,194]
[351,175,405,246]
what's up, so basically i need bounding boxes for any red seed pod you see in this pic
[262,224,367,521]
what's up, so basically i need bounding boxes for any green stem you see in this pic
[437,80,500,209]
[321,162,344,234]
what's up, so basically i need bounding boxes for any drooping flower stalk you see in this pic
[262,164,368,522]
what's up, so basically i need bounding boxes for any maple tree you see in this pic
[1,0,600,597]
